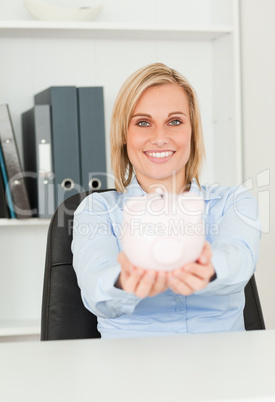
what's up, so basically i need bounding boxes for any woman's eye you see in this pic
[137,121,150,127]
[169,119,182,126]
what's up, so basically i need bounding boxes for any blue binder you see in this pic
[0,143,15,218]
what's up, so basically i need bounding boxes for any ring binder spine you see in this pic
[0,104,32,219]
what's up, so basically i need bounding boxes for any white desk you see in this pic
[1,330,275,402]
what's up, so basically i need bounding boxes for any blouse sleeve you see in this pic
[197,186,261,296]
[71,193,141,319]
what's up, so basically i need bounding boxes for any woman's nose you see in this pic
[151,126,169,147]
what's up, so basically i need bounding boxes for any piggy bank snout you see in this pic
[152,238,183,265]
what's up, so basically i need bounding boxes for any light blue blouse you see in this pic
[71,177,261,338]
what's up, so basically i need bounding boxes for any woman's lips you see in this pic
[144,150,175,163]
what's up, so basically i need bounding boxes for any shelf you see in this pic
[0,218,50,227]
[0,20,233,40]
[0,320,40,337]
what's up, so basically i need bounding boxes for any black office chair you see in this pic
[41,191,265,340]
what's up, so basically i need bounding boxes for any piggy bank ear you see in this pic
[179,193,205,215]
[154,187,165,197]
[124,197,147,216]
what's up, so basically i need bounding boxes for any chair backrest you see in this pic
[41,191,265,340]
[41,191,101,340]
[244,274,265,330]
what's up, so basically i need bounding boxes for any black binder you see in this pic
[22,105,55,218]
[77,87,107,191]
[0,104,32,219]
[34,87,81,208]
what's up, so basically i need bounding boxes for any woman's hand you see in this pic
[116,252,168,298]
[167,241,215,296]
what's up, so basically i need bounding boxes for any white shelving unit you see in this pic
[0,20,233,40]
[0,319,40,342]
[0,0,242,341]
[0,218,50,227]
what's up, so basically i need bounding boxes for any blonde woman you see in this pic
[72,63,260,338]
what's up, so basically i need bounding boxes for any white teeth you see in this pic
[146,151,174,158]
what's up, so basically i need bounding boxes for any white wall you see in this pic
[240,0,275,328]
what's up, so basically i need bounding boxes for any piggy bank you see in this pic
[121,190,205,271]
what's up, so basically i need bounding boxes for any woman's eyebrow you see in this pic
[131,113,151,118]
[132,111,188,118]
[168,111,187,117]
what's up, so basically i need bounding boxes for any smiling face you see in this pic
[127,84,192,193]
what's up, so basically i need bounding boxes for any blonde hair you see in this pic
[110,63,205,193]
